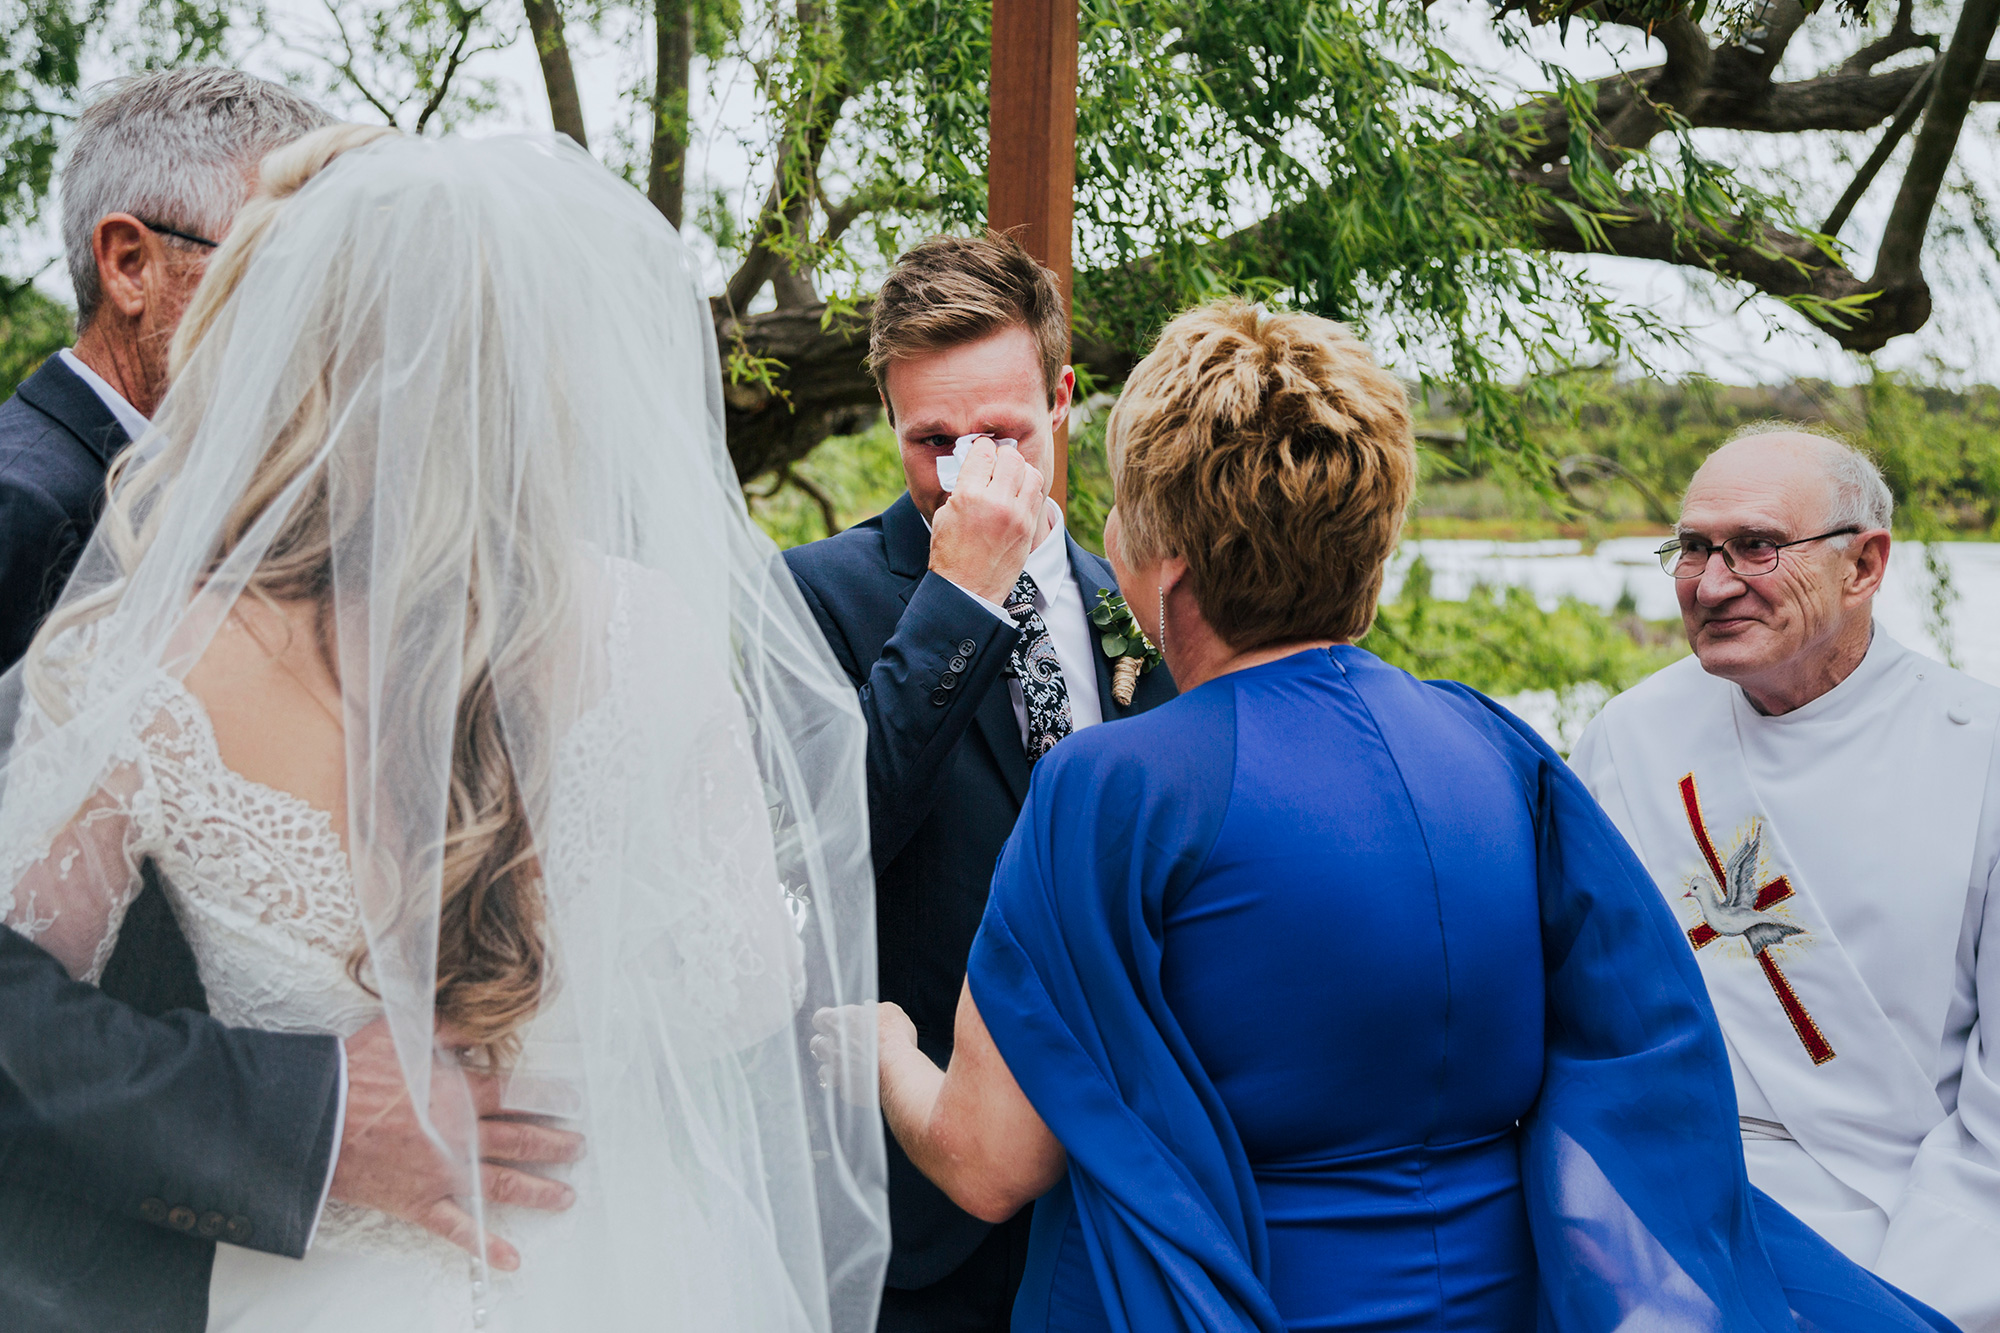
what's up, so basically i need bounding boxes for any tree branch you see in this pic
[708,0,1998,473]
[721,0,850,312]
[1822,61,1935,236]
[722,97,847,310]
[524,0,588,148]
[1596,13,1713,149]
[782,463,844,535]
[1870,0,2000,295]
[319,0,400,125]
[412,8,481,135]
[1835,0,1930,75]
[1526,184,1942,359]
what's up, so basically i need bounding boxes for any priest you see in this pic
[1571,428,2000,1330]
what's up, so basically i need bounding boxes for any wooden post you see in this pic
[987,0,1078,507]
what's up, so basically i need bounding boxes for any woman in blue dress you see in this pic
[820,301,1955,1333]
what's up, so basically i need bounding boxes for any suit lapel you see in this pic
[16,356,130,468]
[974,681,1031,804]
[880,493,930,606]
[1067,537,1127,721]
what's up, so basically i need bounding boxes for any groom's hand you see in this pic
[330,1018,584,1272]
[930,436,1046,605]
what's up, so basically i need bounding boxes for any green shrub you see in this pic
[1362,556,1687,714]
[0,287,72,400]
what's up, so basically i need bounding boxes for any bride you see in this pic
[0,125,887,1330]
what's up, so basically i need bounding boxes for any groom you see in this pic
[785,233,1176,1331]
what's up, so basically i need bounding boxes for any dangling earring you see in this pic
[1156,585,1168,658]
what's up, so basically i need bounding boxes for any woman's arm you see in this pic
[877,981,1066,1224]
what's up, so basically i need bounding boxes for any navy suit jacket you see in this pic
[0,355,343,1332]
[785,493,1176,1290]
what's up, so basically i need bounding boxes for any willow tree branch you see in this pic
[1528,189,1888,350]
[783,464,843,535]
[722,109,847,310]
[1597,13,1714,149]
[318,0,400,125]
[524,0,588,148]
[1822,61,1935,237]
[1835,0,1927,75]
[1871,0,2000,290]
[412,10,482,135]
[1518,4,1800,171]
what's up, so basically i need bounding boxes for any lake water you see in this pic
[1387,538,2000,747]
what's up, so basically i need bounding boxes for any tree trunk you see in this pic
[523,0,588,148]
[649,0,694,228]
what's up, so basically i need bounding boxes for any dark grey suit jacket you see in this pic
[0,355,344,1332]
[784,494,1177,1293]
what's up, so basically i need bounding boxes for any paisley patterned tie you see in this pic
[1004,572,1074,763]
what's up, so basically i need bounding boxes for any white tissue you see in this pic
[937,434,1019,493]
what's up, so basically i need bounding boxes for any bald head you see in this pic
[1688,429,1893,536]
[1672,427,1894,714]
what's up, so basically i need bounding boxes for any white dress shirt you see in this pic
[938,501,1104,745]
[62,345,349,1243]
[58,348,151,444]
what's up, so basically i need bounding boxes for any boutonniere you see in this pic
[1090,588,1162,705]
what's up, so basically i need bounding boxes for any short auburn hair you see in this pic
[1109,301,1414,648]
[869,231,1068,419]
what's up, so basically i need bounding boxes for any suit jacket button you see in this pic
[139,1198,168,1224]
[949,655,968,672]
[167,1205,197,1232]
[930,689,948,706]
[225,1215,254,1244]
[957,638,977,656]
[939,672,957,689]
[198,1211,226,1239]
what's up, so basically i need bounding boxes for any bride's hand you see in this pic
[811,1003,903,1108]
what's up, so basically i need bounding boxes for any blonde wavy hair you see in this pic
[30,122,550,1055]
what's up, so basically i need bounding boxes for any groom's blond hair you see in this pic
[868,231,1069,419]
[1109,301,1414,648]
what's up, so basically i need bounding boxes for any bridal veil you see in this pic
[0,129,888,1329]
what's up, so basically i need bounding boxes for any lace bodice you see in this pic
[101,674,466,1262]
[127,678,374,1034]
[1,567,809,1287]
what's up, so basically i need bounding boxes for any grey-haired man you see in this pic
[0,69,577,1332]
[1572,428,2000,1330]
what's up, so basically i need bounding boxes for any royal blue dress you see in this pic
[967,646,1957,1333]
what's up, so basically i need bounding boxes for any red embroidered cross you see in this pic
[1679,773,1836,1066]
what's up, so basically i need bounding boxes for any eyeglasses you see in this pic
[1656,527,1862,579]
[134,217,219,249]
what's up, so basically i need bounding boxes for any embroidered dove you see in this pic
[1684,822,1804,955]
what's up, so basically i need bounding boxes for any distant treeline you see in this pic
[1410,374,2000,538]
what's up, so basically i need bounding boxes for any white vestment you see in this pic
[1572,631,2000,1331]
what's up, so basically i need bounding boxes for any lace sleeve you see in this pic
[0,674,172,983]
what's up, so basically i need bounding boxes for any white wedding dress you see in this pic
[11,566,816,1331]
[0,129,886,1332]
[16,600,632,1331]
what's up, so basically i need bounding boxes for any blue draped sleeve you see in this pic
[966,655,1958,1333]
